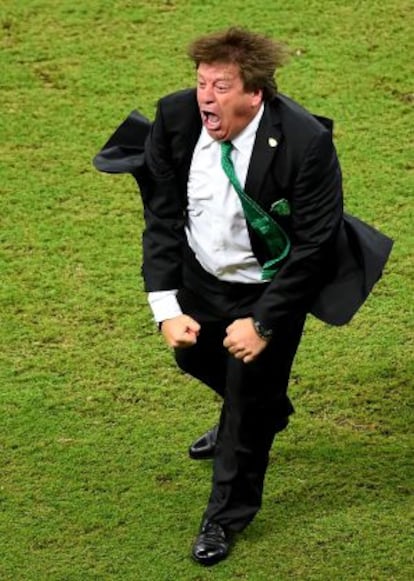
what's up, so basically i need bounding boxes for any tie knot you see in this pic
[220,140,233,156]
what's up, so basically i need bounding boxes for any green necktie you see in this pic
[220,140,291,281]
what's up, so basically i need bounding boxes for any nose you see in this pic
[198,84,215,104]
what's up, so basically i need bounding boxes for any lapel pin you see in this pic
[268,137,278,148]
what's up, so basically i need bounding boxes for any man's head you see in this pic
[188,27,287,141]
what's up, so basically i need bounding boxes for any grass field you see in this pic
[1,0,413,579]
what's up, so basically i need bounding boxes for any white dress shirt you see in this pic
[148,104,265,323]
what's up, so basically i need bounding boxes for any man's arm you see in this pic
[143,101,201,348]
[141,100,187,292]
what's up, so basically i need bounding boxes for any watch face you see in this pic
[254,321,273,339]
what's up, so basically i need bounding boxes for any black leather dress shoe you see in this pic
[188,425,218,460]
[192,521,233,566]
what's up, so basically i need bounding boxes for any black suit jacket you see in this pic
[94,89,393,327]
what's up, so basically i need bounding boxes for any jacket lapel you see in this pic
[245,100,282,202]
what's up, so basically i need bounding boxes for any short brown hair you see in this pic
[187,27,288,100]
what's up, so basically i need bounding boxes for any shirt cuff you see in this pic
[147,290,183,323]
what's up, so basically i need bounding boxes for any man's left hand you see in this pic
[223,317,269,364]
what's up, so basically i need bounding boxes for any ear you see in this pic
[251,89,263,107]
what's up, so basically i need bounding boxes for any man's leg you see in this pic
[202,315,306,532]
[174,320,230,460]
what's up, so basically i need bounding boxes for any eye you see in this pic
[216,83,230,92]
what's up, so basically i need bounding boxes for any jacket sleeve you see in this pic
[253,129,343,328]
[141,100,187,291]
[93,110,151,175]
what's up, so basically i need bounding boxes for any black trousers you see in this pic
[175,316,304,532]
[174,253,306,531]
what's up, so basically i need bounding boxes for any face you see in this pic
[196,62,263,141]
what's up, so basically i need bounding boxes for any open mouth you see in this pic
[201,111,221,131]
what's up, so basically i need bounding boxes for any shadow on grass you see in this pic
[253,430,411,535]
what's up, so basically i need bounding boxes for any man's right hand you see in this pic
[160,315,201,348]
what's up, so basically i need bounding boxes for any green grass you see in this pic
[1,0,413,579]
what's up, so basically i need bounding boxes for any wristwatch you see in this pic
[253,320,273,341]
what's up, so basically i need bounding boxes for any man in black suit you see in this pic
[143,27,346,566]
[95,27,392,567]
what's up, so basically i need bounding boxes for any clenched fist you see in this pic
[160,315,201,348]
[223,317,269,363]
